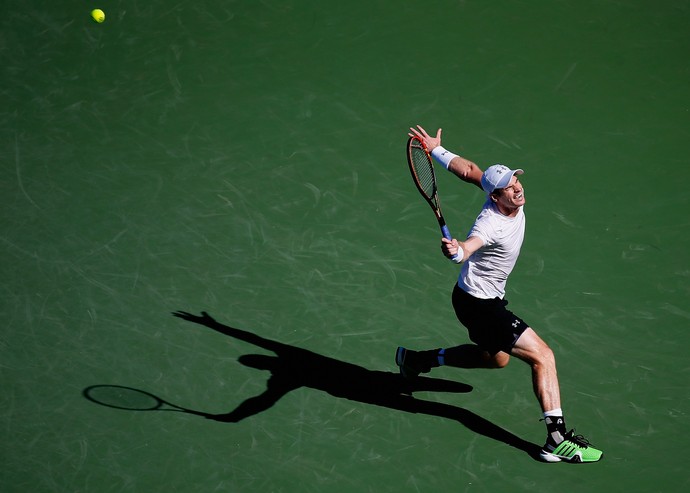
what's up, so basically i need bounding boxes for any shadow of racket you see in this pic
[83,385,209,417]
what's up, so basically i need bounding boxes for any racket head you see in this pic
[83,385,166,411]
[406,136,439,206]
[406,136,454,243]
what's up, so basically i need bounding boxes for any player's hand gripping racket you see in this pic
[406,136,460,263]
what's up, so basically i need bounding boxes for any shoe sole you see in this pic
[395,347,418,379]
[540,450,602,463]
[395,347,405,366]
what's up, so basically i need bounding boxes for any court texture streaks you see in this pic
[2,1,690,492]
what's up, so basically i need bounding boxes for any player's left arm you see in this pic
[408,125,483,190]
[441,236,484,262]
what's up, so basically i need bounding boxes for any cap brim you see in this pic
[494,169,524,190]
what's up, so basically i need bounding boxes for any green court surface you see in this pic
[3,1,689,491]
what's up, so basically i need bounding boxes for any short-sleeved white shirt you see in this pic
[458,199,525,299]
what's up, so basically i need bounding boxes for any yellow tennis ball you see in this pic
[91,9,105,23]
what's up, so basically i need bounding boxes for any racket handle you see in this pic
[440,225,462,263]
[441,224,452,240]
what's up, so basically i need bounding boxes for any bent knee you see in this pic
[513,328,557,367]
[491,352,510,369]
[534,345,556,370]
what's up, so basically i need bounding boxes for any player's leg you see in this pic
[442,344,509,369]
[511,328,603,463]
[509,327,560,412]
[395,344,508,378]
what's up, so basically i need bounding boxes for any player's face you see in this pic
[494,175,525,213]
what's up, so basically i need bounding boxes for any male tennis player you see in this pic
[396,125,603,463]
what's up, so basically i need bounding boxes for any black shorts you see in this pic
[451,283,529,355]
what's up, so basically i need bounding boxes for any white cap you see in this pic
[481,164,524,194]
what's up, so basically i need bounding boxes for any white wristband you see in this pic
[431,146,459,170]
[452,248,464,264]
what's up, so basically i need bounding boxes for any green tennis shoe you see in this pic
[540,430,603,463]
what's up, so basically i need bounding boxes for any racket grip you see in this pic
[440,225,462,263]
[440,224,452,240]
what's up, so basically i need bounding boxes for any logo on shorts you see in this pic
[512,319,519,328]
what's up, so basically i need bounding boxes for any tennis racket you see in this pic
[83,385,207,417]
[406,136,459,262]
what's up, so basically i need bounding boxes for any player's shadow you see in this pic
[172,311,542,460]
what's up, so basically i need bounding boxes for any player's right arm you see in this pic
[447,156,483,190]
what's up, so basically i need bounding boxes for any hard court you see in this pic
[2,1,690,492]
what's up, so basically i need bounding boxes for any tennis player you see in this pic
[396,125,603,463]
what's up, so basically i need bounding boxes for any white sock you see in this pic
[543,408,563,418]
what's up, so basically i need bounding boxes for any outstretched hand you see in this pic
[408,125,442,152]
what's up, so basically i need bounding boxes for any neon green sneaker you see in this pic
[540,431,603,463]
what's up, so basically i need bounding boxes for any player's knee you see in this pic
[537,345,556,369]
[492,353,510,368]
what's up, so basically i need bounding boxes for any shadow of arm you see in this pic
[173,311,286,353]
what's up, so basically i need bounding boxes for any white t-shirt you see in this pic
[458,199,525,299]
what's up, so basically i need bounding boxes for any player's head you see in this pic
[482,164,525,211]
[481,164,524,195]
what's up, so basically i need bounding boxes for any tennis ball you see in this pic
[91,9,105,23]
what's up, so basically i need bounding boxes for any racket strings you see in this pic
[410,145,436,199]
